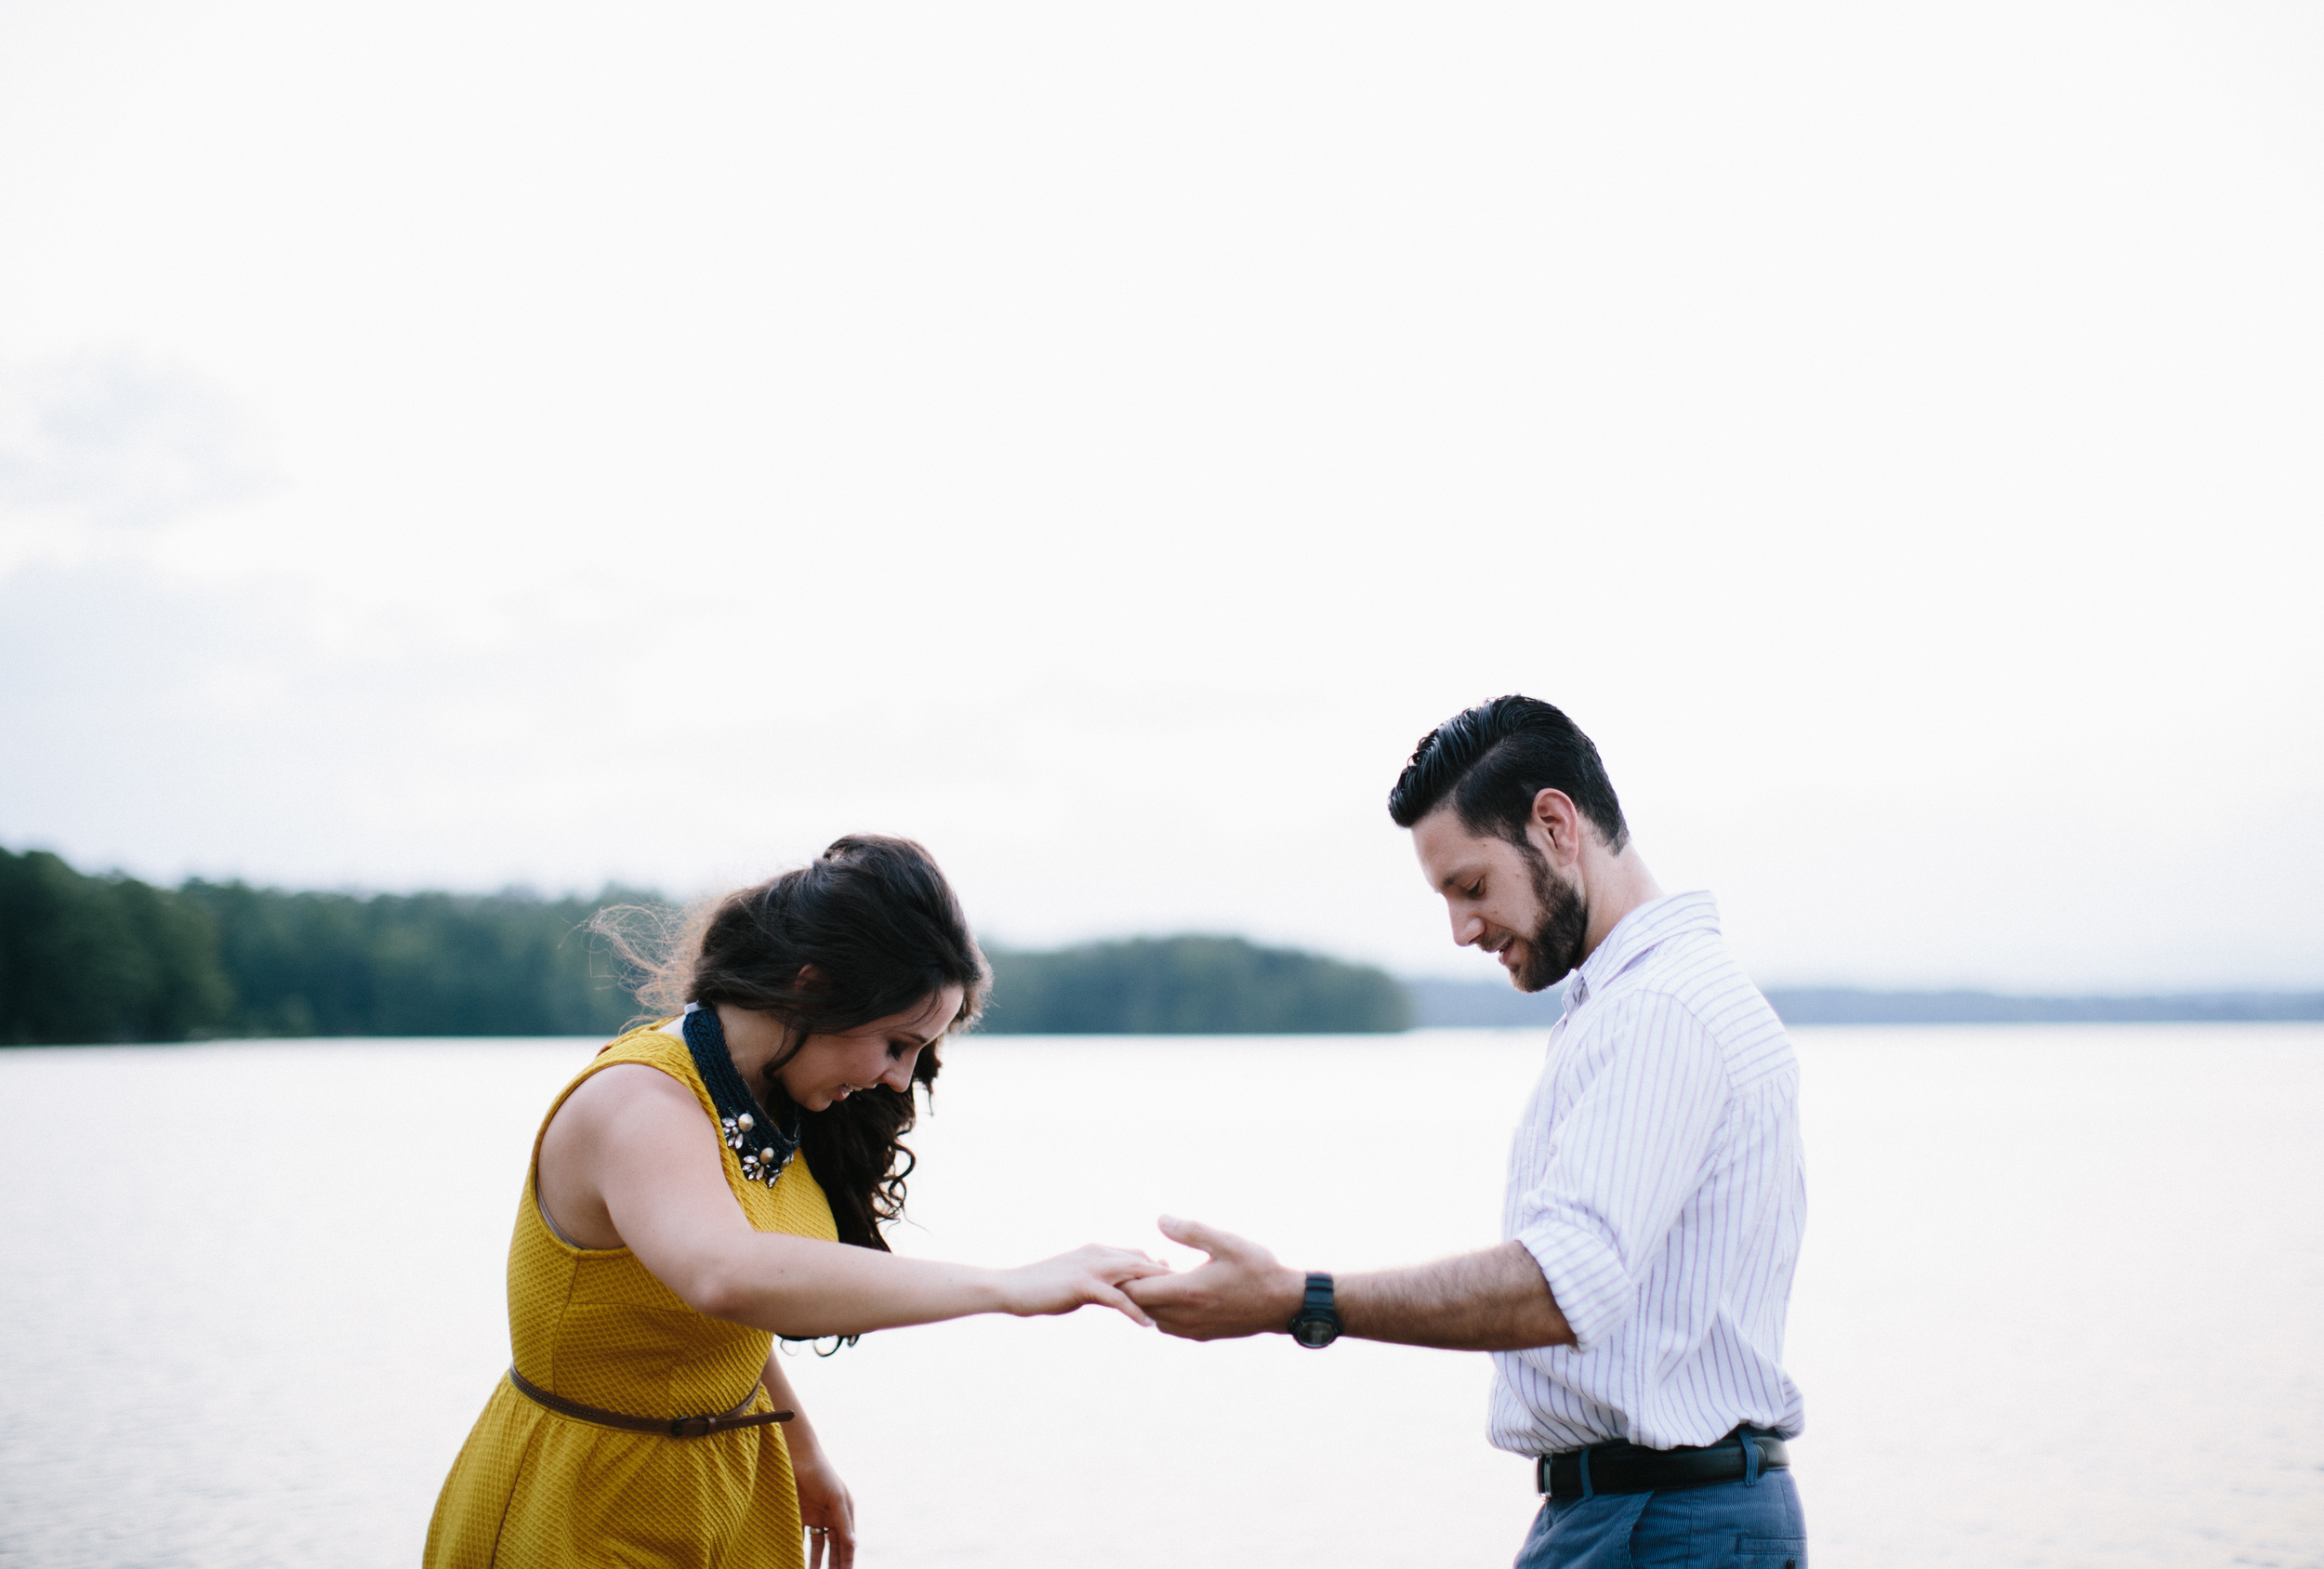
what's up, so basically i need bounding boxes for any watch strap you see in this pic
[1288,1272,1339,1346]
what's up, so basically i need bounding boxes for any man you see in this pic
[1124,695,1808,1569]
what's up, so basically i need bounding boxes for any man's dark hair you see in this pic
[1386,695,1630,852]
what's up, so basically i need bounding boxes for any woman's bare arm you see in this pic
[538,1065,1161,1339]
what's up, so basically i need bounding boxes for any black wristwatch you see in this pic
[1286,1272,1340,1349]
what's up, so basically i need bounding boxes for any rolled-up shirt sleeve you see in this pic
[1512,992,1732,1351]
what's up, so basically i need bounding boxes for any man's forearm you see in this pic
[1338,1240,1575,1351]
[1125,1219,1577,1351]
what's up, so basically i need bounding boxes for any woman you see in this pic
[425,836,1163,1569]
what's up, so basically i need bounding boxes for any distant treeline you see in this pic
[1406,981,2324,1026]
[1394,976,2324,1022]
[0,848,1406,1044]
[983,936,1407,1034]
[1758,987,2324,1025]
[0,847,642,1044]
[6,846,2316,1045]
[1405,977,1568,1028]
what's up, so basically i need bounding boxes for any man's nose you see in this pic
[1451,908,1485,947]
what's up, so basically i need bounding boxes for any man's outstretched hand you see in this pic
[1120,1216,1307,1340]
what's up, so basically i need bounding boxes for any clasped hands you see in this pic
[1117,1214,1309,1340]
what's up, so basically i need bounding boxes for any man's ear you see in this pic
[1529,788,1585,864]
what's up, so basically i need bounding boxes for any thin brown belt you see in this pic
[507,1366,793,1439]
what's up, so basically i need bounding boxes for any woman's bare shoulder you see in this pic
[553,1060,704,1133]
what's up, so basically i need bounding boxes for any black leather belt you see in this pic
[1537,1428,1789,1498]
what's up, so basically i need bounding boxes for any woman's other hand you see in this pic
[998,1246,1170,1326]
[760,1352,853,1569]
[790,1435,855,1569]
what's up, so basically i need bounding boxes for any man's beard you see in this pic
[1514,846,1590,994]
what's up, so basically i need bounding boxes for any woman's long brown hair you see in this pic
[595,835,988,1250]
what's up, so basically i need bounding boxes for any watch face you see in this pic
[1291,1316,1337,1349]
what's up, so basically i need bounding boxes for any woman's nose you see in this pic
[878,1050,920,1091]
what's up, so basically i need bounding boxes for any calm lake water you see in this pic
[3,1026,2320,1569]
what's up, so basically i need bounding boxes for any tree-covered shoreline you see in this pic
[0,847,652,1044]
[980,934,1408,1035]
[0,847,1409,1044]
[11,846,2312,1046]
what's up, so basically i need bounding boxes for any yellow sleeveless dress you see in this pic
[425,1022,838,1569]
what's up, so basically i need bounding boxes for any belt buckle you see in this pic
[669,1415,713,1439]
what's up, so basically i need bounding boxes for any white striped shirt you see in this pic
[1490,890,1806,1455]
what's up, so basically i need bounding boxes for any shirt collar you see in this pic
[1564,890,1721,1009]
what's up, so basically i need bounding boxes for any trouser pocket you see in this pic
[1734,1535,1806,1569]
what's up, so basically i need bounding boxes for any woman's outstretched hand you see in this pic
[998,1245,1170,1327]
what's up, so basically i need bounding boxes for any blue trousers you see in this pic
[1512,1470,1807,1569]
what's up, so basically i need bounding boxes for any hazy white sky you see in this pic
[2,3,2317,990]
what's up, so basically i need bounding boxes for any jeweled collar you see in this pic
[681,1004,803,1190]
